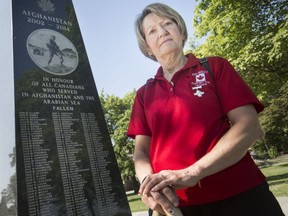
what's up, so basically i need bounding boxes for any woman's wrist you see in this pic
[192,164,200,177]
[141,175,148,184]
[182,164,203,188]
[137,172,153,184]
[192,164,202,188]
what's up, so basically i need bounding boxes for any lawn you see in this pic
[260,155,288,197]
[127,155,288,212]
[127,192,148,213]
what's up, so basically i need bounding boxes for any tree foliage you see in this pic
[191,0,288,157]
[193,0,288,102]
[0,147,17,216]
[99,91,137,182]
[255,81,288,157]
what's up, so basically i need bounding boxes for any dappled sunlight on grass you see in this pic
[127,193,148,213]
[260,156,288,197]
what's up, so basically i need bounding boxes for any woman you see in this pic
[127,3,284,216]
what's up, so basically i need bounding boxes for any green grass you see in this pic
[127,155,288,212]
[127,193,148,213]
[260,155,288,197]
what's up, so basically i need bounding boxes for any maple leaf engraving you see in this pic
[38,0,55,13]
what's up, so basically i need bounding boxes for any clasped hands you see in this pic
[138,169,200,215]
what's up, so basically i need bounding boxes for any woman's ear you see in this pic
[147,50,154,58]
[147,47,153,57]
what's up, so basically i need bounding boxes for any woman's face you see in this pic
[143,13,184,60]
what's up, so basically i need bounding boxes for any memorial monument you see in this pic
[11,0,132,215]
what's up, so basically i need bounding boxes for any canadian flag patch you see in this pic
[196,73,206,82]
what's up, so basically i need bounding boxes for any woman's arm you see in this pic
[134,135,179,214]
[134,135,154,183]
[145,104,263,192]
[186,104,263,182]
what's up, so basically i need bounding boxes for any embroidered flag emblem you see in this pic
[196,73,206,82]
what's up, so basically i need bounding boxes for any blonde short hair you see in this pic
[135,3,188,61]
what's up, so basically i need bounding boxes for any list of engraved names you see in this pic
[19,111,119,215]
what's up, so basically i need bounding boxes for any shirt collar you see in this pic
[154,53,199,79]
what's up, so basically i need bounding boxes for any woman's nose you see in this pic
[158,25,169,38]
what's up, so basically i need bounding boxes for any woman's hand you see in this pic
[157,168,201,191]
[141,188,178,215]
[138,167,201,214]
[141,166,201,194]
[139,173,180,214]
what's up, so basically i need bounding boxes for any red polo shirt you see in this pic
[127,54,265,205]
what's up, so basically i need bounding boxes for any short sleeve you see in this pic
[209,57,264,114]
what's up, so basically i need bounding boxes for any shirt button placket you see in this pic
[170,81,175,94]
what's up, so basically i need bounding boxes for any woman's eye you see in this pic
[163,21,173,27]
[148,29,156,35]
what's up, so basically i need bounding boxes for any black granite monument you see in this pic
[12,0,132,215]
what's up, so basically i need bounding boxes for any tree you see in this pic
[0,190,9,216]
[192,0,288,103]
[255,81,288,157]
[0,147,17,216]
[191,0,288,157]
[100,91,139,193]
